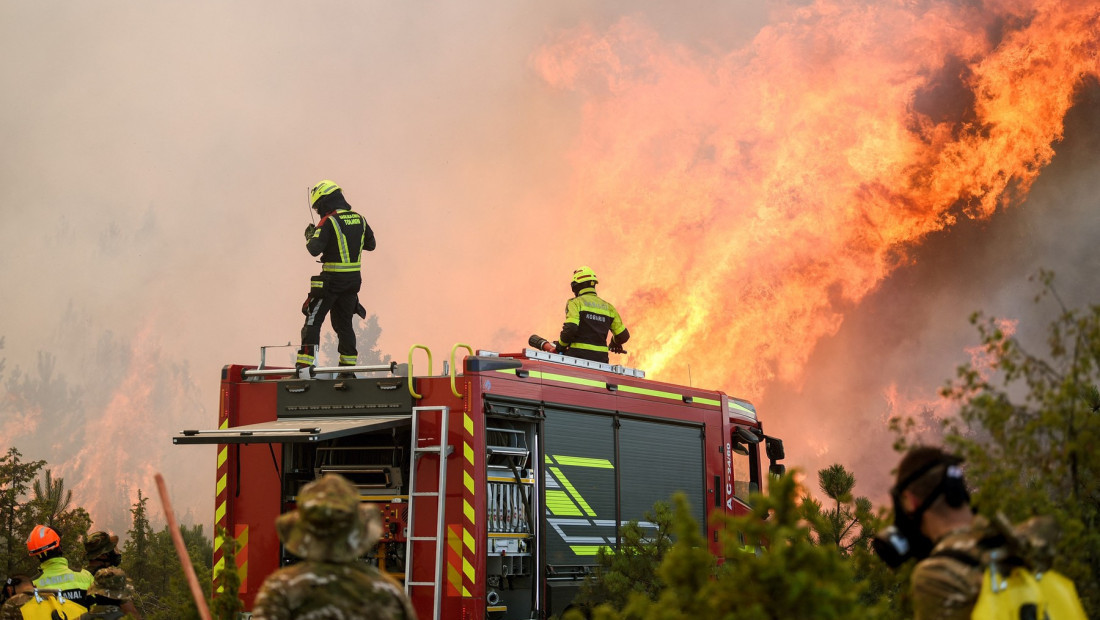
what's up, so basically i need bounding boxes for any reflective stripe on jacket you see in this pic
[306,209,376,273]
[33,557,93,603]
[559,289,627,352]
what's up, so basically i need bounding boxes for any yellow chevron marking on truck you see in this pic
[545,490,583,516]
[446,563,461,595]
[569,545,607,556]
[553,456,613,468]
[463,529,475,554]
[550,467,596,517]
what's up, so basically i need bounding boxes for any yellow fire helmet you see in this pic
[309,180,341,207]
[572,266,598,285]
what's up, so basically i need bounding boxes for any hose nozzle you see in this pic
[528,334,556,353]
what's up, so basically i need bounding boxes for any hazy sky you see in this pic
[1,0,1097,536]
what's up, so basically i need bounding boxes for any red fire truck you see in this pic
[174,344,784,619]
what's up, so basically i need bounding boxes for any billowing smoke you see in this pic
[1,0,1097,536]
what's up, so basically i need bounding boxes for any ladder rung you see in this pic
[411,491,439,497]
[407,581,437,586]
[415,446,443,453]
[409,536,439,541]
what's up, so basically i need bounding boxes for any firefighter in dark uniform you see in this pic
[297,180,376,371]
[557,266,629,364]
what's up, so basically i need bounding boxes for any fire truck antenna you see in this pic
[306,186,315,224]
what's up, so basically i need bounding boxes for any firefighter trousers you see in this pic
[300,274,362,365]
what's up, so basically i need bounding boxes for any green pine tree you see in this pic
[567,477,896,620]
[122,489,157,615]
[803,464,875,555]
[0,447,46,577]
[571,501,676,613]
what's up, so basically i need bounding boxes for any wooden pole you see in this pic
[155,473,213,620]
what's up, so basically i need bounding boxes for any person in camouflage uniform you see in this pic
[893,446,1060,620]
[78,567,137,619]
[82,532,142,619]
[251,474,417,620]
[0,575,34,620]
[83,532,121,574]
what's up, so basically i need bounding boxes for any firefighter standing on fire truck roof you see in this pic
[557,266,629,364]
[297,180,376,372]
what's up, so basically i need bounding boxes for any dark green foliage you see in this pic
[121,490,154,588]
[571,501,676,613]
[0,447,47,578]
[25,468,92,567]
[0,459,91,578]
[119,490,214,620]
[569,478,901,620]
[803,464,875,555]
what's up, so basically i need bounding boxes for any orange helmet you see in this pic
[26,525,61,557]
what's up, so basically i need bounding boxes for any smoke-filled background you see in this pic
[1,0,1098,537]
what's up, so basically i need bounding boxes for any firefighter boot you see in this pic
[296,346,316,378]
[337,355,356,380]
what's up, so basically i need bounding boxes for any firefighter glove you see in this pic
[304,223,317,241]
[609,342,627,354]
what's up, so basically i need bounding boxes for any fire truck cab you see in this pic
[174,345,784,619]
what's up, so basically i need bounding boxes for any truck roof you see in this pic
[468,348,758,423]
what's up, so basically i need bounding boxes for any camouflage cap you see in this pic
[83,531,119,559]
[276,474,382,562]
[88,567,135,601]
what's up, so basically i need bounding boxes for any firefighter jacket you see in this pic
[33,557,94,604]
[559,288,629,356]
[306,209,376,275]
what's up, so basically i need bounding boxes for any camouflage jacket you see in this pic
[911,513,1058,620]
[0,593,32,620]
[251,561,417,620]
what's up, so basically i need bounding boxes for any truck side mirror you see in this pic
[769,463,786,477]
[765,436,785,461]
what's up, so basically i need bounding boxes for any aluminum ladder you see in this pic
[404,405,450,620]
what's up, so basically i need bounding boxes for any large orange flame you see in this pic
[534,0,1099,399]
